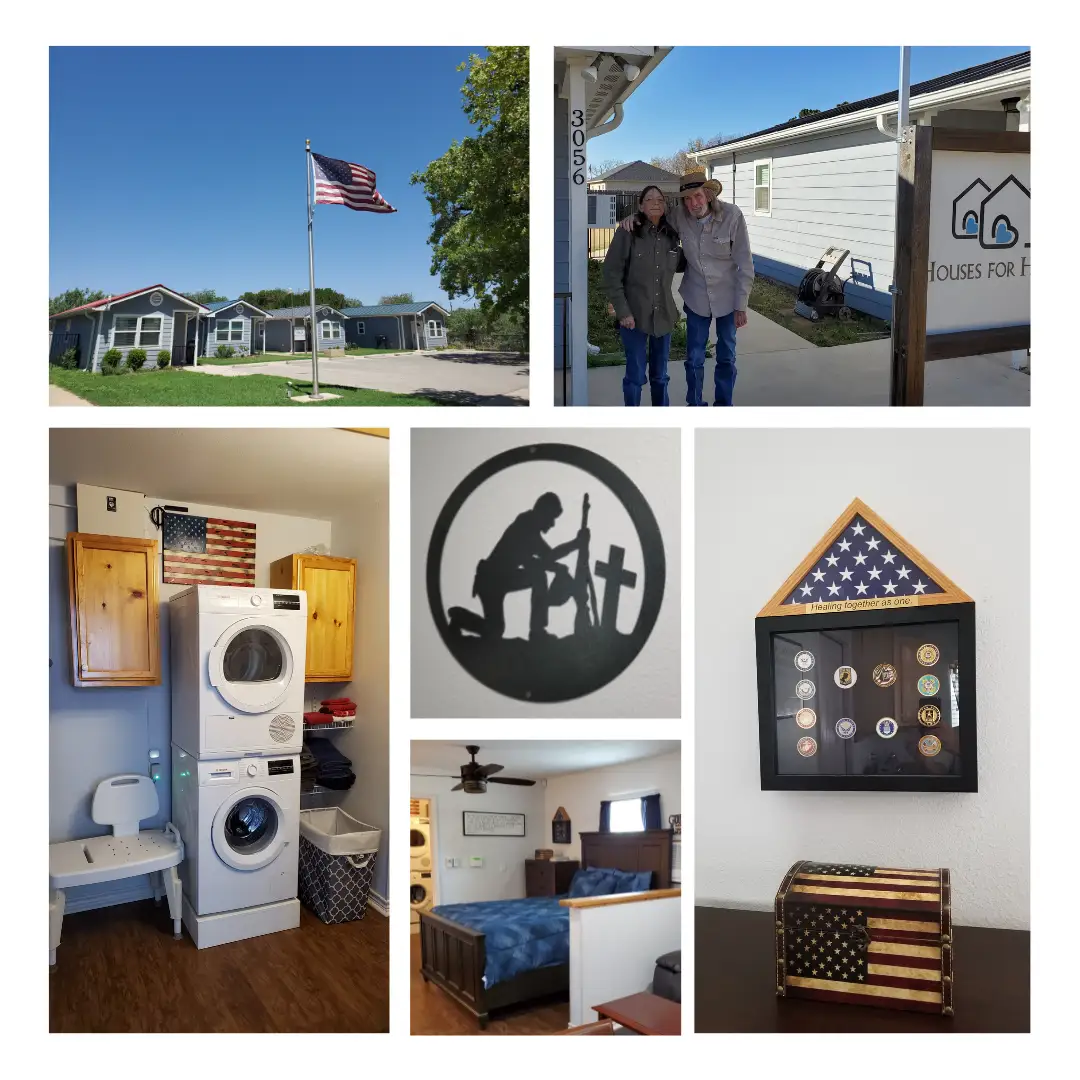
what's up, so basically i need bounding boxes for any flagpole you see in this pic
[306,138,320,398]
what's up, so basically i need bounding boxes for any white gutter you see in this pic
[876,113,898,140]
[589,102,624,141]
[691,68,1030,160]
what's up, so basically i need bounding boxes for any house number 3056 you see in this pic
[571,108,585,185]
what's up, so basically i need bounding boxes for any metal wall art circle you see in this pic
[426,444,666,703]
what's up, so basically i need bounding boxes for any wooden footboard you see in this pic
[418,909,569,1029]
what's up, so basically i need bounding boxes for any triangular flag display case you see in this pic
[755,499,978,792]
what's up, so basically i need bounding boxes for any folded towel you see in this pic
[319,707,356,718]
[320,698,355,707]
[304,711,333,726]
[314,771,356,790]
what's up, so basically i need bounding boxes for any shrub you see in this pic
[236,345,248,358]
[100,348,122,375]
[157,350,170,369]
[126,347,147,371]
[56,346,80,370]
[215,344,235,359]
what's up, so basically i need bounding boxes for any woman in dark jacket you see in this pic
[602,185,682,406]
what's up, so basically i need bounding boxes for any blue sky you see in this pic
[589,46,1028,166]
[49,47,486,306]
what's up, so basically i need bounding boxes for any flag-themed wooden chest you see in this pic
[755,498,978,792]
[775,860,953,1016]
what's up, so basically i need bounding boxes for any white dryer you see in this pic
[410,798,432,872]
[171,746,301,948]
[410,869,434,926]
[170,585,307,759]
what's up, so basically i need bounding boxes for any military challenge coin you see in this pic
[795,708,817,729]
[797,736,818,757]
[795,679,816,700]
[876,717,898,738]
[917,643,940,667]
[794,650,815,672]
[835,718,856,739]
[918,674,940,697]
[918,703,942,727]
[834,665,857,689]
[872,662,897,688]
[918,734,942,757]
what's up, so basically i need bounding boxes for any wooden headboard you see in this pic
[579,829,673,889]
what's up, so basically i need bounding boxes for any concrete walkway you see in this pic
[50,385,93,406]
[190,349,529,405]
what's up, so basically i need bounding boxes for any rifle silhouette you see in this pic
[573,494,599,634]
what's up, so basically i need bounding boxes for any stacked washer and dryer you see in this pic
[410,798,435,928]
[170,585,308,948]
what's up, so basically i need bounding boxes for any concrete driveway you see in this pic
[192,349,529,405]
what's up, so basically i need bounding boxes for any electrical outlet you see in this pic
[444,857,454,869]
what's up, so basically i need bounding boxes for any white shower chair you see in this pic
[49,774,185,968]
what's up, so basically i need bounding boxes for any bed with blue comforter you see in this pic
[430,896,569,988]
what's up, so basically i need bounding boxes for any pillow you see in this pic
[568,868,618,898]
[608,868,654,894]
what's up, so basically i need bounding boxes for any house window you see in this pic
[321,320,341,340]
[609,797,645,833]
[354,321,365,335]
[114,315,161,347]
[754,159,772,215]
[427,320,442,336]
[216,319,243,342]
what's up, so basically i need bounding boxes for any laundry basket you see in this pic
[298,808,381,924]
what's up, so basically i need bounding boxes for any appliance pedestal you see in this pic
[181,896,300,949]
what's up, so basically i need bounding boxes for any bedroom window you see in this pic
[114,315,161,347]
[609,797,645,833]
[216,319,243,342]
[754,159,772,215]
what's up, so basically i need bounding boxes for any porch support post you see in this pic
[565,58,589,406]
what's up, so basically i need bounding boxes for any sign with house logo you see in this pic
[426,443,666,703]
[926,150,1030,334]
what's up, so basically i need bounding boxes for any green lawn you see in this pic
[198,354,276,366]
[50,367,443,406]
[748,276,890,347]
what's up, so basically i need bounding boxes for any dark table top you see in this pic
[594,992,681,1035]
[696,906,1029,1033]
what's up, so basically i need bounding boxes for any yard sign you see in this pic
[891,127,1030,405]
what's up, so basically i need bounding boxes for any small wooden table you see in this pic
[593,992,681,1035]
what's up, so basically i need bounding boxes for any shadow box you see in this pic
[755,499,978,793]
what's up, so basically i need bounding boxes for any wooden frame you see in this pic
[418,829,673,1029]
[891,126,1030,405]
[462,810,525,837]
[758,498,973,618]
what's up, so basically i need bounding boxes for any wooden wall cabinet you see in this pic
[269,553,356,682]
[67,532,160,687]
[525,858,579,897]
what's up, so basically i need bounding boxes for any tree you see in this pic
[50,287,106,316]
[411,46,528,317]
[183,288,227,305]
[240,287,347,311]
[649,134,727,177]
[588,158,626,179]
[343,297,365,307]
[788,107,822,122]
[379,292,414,305]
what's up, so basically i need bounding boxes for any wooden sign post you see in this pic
[891,127,1030,405]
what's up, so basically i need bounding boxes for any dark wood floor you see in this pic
[410,932,568,1035]
[50,900,388,1032]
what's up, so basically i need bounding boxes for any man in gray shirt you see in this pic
[667,169,754,405]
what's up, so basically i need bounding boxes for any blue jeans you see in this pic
[620,326,671,406]
[684,307,737,406]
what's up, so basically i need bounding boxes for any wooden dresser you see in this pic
[525,859,579,898]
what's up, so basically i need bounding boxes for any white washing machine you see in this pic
[411,870,434,928]
[171,745,301,948]
[170,585,307,759]
[410,798,432,872]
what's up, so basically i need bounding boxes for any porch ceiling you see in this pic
[556,47,671,130]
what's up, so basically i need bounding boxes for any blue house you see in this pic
[341,302,449,351]
[48,284,212,370]
[264,304,348,354]
[203,299,272,356]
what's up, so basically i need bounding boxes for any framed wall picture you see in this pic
[756,498,977,792]
[552,806,572,844]
[462,811,526,837]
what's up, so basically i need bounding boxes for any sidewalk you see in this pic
[50,385,94,406]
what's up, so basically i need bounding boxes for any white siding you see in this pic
[707,125,898,318]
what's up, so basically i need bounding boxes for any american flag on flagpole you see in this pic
[162,512,256,587]
[311,152,397,214]
[778,861,951,1014]
[787,514,944,605]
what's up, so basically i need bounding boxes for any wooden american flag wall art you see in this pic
[161,511,256,587]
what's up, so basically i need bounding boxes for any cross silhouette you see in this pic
[595,545,638,633]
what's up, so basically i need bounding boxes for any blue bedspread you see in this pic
[431,896,569,988]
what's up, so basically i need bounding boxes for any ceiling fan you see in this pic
[418,745,537,795]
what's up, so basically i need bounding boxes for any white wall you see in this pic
[49,483,331,912]
[409,774,546,906]
[411,428,681,718]
[695,429,1029,929]
[543,751,681,863]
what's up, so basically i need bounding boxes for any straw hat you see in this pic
[679,168,722,198]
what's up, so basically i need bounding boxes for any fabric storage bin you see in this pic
[298,808,381,924]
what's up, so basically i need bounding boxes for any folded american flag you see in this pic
[312,152,396,214]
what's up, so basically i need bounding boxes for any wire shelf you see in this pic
[303,716,354,732]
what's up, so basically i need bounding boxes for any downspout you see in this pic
[93,308,104,371]
[876,113,899,141]
[588,102,624,141]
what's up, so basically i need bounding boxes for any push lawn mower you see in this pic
[794,246,853,322]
